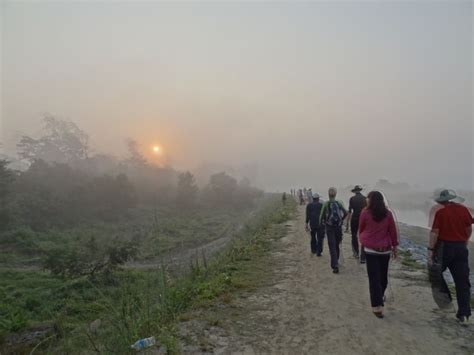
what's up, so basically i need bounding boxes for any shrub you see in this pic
[43,238,138,279]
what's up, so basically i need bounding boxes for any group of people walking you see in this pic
[300,185,472,323]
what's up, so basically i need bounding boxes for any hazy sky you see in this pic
[1,0,473,191]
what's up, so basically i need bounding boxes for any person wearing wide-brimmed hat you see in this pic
[428,189,473,326]
[348,185,367,262]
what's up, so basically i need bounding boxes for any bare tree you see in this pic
[17,114,90,163]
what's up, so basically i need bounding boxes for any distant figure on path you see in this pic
[359,191,399,318]
[348,185,368,262]
[306,193,325,256]
[320,187,347,274]
[282,192,287,205]
[298,189,304,205]
[428,189,472,326]
[306,188,313,204]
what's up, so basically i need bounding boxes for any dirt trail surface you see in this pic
[180,205,474,354]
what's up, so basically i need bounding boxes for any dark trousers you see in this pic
[326,226,342,269]
[310,227,325,255]
[350,218,359,255]
[310,229,318,254]
[351,218,366,261]
[366,253,390,307]
[432,242,471,317]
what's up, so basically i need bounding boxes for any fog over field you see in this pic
[1,1,474,353]
[1,1,473,191]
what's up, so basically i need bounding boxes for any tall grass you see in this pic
[9,195,296,354]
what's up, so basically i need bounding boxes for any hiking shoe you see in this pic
[333,267,339,274]
[456,315,470,326]
[317,253,322,257]
[373,311,384,319]
[360,259,366,264]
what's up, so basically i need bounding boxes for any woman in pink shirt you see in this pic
[358,191,399,318]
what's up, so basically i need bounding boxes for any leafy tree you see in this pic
[0,160,13,200]
[10,160,86,229]
[234,177,264,207]
[9,160,136,229]
[0,160,14,229]
[72,153,120,177]
[176,171,198,208]
[205,172,238,206]
[43,238,138,279]
[84,174,137,221]
[125,139,147,167]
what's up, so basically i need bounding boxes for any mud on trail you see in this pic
[179,205,474,354]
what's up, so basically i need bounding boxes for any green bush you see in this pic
[43,238,138,279]
[0,306,28,334]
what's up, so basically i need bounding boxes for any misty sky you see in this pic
[1,1,473,191]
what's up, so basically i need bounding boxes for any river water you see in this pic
[393,208,473,243]
[393,208,428,228]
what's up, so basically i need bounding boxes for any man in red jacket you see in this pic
[428,189,473,326]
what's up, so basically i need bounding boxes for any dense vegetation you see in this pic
[0,116,269,353]
[0,196,295,353]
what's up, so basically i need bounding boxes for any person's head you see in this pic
[367,191,388,222]
[351,185,363,194]
[312,192,320,202]
[434,189,464,205]
[328,187,337,199]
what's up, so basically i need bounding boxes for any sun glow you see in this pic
[153,145,162,154]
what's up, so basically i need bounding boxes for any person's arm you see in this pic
[346,198,353,231]
[339,201,348,221]
[389,215,398,259]
[358,211,367,234]
[319,202,327,225]
[387,212,399,259]
[428,211,441,265]
[464,208,472,240]
[428,229,439,265]
[305,205,310,231]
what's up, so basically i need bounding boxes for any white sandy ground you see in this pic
[179,205,474,354]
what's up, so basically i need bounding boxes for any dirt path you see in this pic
[180,205,474,354]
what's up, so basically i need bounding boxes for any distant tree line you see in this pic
[0,115,263,232]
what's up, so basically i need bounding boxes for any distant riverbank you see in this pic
[393,208,428,228]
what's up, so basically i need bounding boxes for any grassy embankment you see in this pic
[0,195,296,353]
